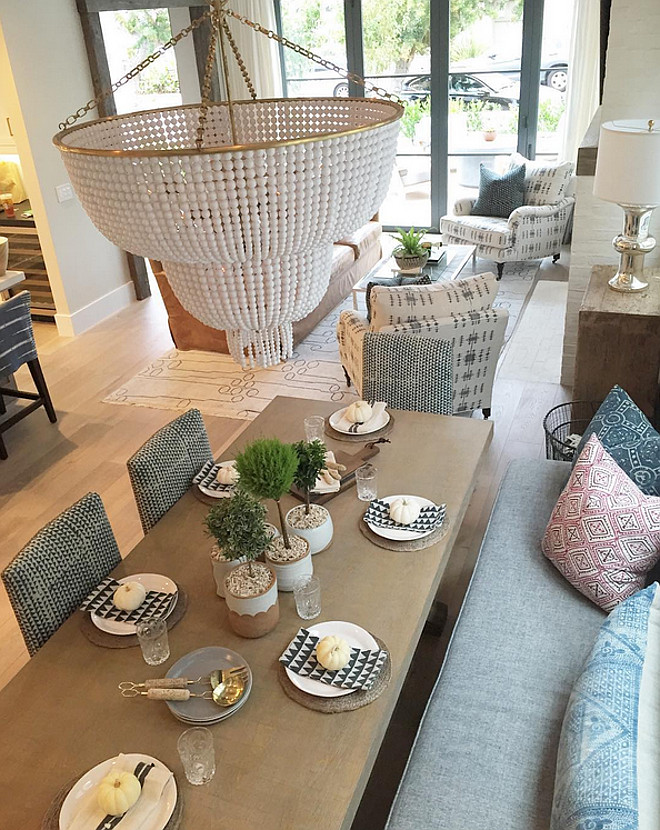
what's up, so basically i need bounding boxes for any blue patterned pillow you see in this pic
[574,385,660,496]
[471,162,526,218]
[551,583,658,830]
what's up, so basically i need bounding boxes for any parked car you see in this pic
[399,72,518,110]
[453,49,569,92]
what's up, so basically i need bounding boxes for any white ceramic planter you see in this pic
[266,537,313,592]
[210,545,246,598]
[0,237,8,276]
[285,506,333,555]
[224,563,279,638]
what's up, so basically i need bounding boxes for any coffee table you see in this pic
[0,397,492,829]
[351,243,477,309]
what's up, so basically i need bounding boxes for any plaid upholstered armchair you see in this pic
[440,154,575,278]
[337,273,508,417]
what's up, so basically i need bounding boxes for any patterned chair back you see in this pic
[0,291,37,375]
[2,492,121,656]
[127,408,213,534]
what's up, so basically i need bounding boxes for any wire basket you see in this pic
[543,400,602,462]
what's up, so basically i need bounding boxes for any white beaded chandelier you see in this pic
[53,2,402,367]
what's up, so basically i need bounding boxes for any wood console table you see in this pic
[573,265,660,425]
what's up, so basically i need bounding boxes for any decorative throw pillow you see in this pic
[574,385,660,497]
[509,152,573,205]
[541,434,660,611]
[365,275,431,323]
[551,582,660,830]
[471,162,525,218]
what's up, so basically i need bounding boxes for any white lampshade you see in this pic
[594,119,660,205]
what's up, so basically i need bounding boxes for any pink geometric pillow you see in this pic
[541,434,660,611]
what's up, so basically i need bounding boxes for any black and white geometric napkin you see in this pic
[193,459,237,493]
[80,577,177,622]
[280,628,388,690]
[364,499,446,533]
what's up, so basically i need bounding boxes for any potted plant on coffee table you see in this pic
[392,226,429,271]
[235,438,312,591]
[286,440,334,555]
[204,489,279,638]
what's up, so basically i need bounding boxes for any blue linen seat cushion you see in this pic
[471,162,526,219]
[551,582,660,830]
[574,385,660,496]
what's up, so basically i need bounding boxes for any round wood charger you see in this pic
[277,636,391,713]
[42,772,183,829]
[79,587,188,649]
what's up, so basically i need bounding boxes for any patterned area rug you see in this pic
[104,259,541,421]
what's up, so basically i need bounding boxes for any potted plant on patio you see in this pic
[235,438,312,591]
[286,440,334,555]
[204,489,279,638]
[392,227,429,271]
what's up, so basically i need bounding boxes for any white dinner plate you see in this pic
[59,753,176,830]
[197,460,237,498]
[90,573,178,636]
[364,495,437,541]
[328,405,390,435]
[169,683,252,725]
[285,620,378,699]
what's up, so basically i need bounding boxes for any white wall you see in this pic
[0,1,134,337]
[561,0,660,384]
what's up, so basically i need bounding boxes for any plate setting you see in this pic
[89,573,178,637]
[328,405,390,436]
[363,495,445,541]
[194,459,238,498]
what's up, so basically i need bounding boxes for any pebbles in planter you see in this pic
[224,561,279,638]
[267,535,309,563]
[266,535,313,591]
[286,505,334,555]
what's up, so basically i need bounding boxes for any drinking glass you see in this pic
[177,727,216,786]
[135,618,170,666]
[293,575,322,620]
[304,415,325,443]
[355,463,378,501]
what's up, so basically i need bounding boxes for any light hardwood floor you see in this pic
[0,256,570,692]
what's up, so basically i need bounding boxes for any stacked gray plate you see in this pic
[165,646,252,725]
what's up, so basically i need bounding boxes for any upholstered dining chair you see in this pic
[0,290,56,459]
[2,492,121,657]
[127,408,213,534]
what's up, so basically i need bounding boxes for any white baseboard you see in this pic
[54,281,135,337]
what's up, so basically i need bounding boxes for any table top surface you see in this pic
[582,265,660,318]
[0,269,24,292]
[0,396,492,829]
[353,244,476,292]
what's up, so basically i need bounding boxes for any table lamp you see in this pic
[593,119,660,292]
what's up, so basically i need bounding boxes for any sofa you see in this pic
[385,458,605,830]
[151,221,382,353]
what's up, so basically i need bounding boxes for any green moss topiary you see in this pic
[293,440,327,514]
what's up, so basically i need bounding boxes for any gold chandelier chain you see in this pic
[224,9,403,105]
[58,10,212,131]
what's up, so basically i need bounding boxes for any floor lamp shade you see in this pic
[593,119,660,292]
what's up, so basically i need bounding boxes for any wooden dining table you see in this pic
[0,396,492,829]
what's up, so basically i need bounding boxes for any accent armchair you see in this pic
[440,154,575,278]
[337,272,508,417]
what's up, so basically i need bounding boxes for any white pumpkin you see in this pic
[345,400,373,424]
[389,497,421,525]
[113,581,146,611]
[217,464,239,486]
[97,771,141,816]
[316,635,351,671]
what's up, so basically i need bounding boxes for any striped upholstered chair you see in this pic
[0,291,56,459]
[127,408,213,534]
[2,492,121,656]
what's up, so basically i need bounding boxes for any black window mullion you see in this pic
[518,0,545,159]
[344,0,364,97]
[430,0,449,228]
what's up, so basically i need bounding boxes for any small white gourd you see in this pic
[217,464,239,486]
[316,635,351,671]
[345,400,373,424]
[97,771,141,816]
[113,581,146,611]
[389,497,421,526]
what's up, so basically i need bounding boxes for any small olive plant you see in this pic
[293,440,327,515]
[204,489,270,578]
[235,438,299,549]
[391,226,428,257]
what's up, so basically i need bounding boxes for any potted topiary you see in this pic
[235,438,312,592]
[392,227,429,271]
[204,489,279,638]
[286,440,334,555]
